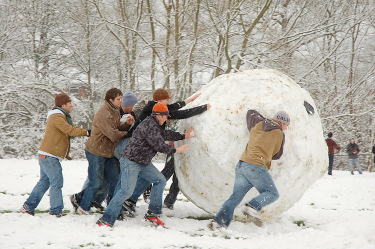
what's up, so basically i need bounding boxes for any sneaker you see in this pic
[91,201,105,212]
[76,206,91,215]
[49,213,67,218]
[242,205,263,227]
[144,211,164,227]
[163,203,174,210]
[20,205,35,216]
[143,187,151,204]
[122,200,136,218]
[96,218,112,228]
[70,194,79,211]
[207,220,222,231]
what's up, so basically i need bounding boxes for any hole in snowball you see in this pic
[304,101,315,115]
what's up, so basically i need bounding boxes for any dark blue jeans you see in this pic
[328,154,334,175]
[80,150,119,210]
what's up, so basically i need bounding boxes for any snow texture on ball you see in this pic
[174,69,328,221]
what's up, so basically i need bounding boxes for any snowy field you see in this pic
[0,159,375,249]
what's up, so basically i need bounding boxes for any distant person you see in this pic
[373,144,375,169]
[96,103,194,227]
[325,132,341,175]
[21,93,89,217]
[208,109,289,230]
[346,138,362,175]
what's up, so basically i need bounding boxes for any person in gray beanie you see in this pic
[121,92,138,108]
[209,109,289,230]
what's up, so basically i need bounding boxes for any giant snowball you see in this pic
[174,69,328,221]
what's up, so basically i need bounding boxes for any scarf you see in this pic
[53,106,73,126]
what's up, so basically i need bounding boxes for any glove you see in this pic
[87,129,91,137]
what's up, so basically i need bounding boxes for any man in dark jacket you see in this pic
[209,109,289,230]
[346,138,362,175]
[326,132,341,175]
[96,103,194,227]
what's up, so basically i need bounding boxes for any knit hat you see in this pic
[152,102,169,116]
[153,88,170,101]
[121,92,139,107]
[273,111,290,125]
[55,93,71,107]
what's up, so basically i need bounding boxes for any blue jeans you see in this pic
[80,151,119,210]
[24,156,64,214]
[214,161,279,227]
[348,158,362,174]
[101,157,166,227]
[113,140,129,160]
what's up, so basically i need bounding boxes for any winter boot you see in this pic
[163,202,174,210]
[49,212,67,218]
[122,199,136,218]
[144,211,164,227]
[70,194,80,211]
[96,218,112,228]
[207,220,222,231]
[242,204,263,227]
[143,185,152,204]
[91,201,105,212]
[20,204,35,216]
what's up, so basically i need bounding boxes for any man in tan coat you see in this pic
[74,88,134,214]
[21,93,89,217]
[209,109,290,229]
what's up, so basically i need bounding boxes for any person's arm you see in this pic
[333,140,341,151]
[167,101,186,111]
[53,115,87,137]
[168,104,208,120]
[272,132,285,160]
[95,110,127,143]
[144,126,177,154]
[246,110,265,131]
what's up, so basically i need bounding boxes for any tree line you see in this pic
[0,0,374,168]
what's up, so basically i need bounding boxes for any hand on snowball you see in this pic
[176,144,189,153]
[185,93,201,104]
[125,115,135,125]
[185,126,195,139]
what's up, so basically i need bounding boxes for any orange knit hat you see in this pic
[152,102,169,116]
[153,88,170,101]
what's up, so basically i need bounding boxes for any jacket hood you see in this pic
[262,119,282,132]
[47,109,64,119]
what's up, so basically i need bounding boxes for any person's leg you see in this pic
[104,157,120,204]
[164,173,179,207]
[43,157,64,214]
[128,177,153,202]
[138,163,166,215]
[245,164,279,211]
[80,151,106,210]
[161,154,175,181]
[23,156,52,212]
[348,159,354,174]
[328,154,334,175]
[214,162,252,228]
[355,158,362,174]
[100,158,142,226]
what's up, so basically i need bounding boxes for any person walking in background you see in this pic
[21,93,90,217]
[72,88,134,215]
[372,144,375,169]
[325,132,341,175]
[96,103,194,227]
[346,138,362,175]
[208,109,289,230]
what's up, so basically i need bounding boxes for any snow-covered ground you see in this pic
[1,159,374,249]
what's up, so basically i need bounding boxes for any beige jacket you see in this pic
[39,110,87,159]
[85,101,131,158]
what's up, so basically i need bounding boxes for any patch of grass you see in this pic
[310,202,315,206]
[294,220,306,227]
[185,215,214,221]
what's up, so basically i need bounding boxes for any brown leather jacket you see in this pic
[39,110,87,159]
[85,101,131,158]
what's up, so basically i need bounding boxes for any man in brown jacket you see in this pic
[209,109,289,229]
[75,88,134,214]
[21,93,89,217]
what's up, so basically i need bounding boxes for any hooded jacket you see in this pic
[39,109,87,160]
[240,110,285,170]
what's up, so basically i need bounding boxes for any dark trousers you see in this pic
[328,154,334,175]
[162,154,180,205]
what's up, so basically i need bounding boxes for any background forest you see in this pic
[1,0,374,169]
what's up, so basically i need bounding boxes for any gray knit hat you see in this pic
[273,111,290,125]
[121,92,138,107]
